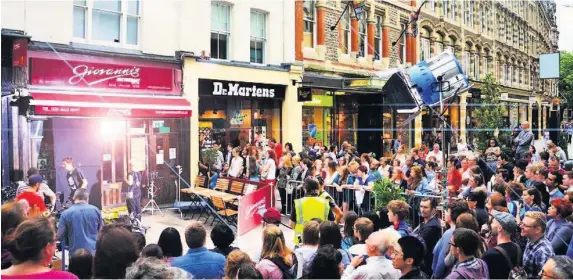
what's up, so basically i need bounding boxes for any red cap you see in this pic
[262,207,282,225]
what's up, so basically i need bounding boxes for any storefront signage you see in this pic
[199,79,286,99]
[230,112,248,125]
[303,95,333,107]
[29,57,175,92]
[35,105,191,118]
[12,39,28,67]
[297,87,312,102]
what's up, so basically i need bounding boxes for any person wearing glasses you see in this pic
[539,255,573,279]
[521,211,555,279]
[445,228,489,279]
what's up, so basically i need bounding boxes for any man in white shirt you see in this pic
[342,228,402,279]
[426,144,444,168]
[16,168,56,211]
[212,142,224,171]
[228,147,244,178]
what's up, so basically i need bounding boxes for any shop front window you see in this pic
[199,98,281,148]
[302,91,333,148]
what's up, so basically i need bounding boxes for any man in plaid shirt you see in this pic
[521,211,555,279]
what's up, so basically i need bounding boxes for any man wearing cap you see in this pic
[15,174,48,216]
[481,210,522,279]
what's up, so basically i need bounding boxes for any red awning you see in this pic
[30,91,192,118]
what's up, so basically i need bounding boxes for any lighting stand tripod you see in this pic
[166,165,183,219]
[142,172,163,216]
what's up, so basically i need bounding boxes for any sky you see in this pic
[557,0,573,52]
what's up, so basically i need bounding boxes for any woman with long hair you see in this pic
[1,201,27,269]
[529,145,541,164]
[277,155,293,213]
[484,138,501,172]
[319,221,352,268]
[393,144,407,164]
[157,227,183,261]
[516,188,544,223]
[256,225,294,279]
[341,211,359,250]
[1,217,78,279]
[307,245,344,279]
[245,146,260,181]
[324,160,339,185]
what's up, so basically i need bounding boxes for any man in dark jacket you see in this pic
[392,236,428,279]
[446,228,489,279]
[413,197,442,276]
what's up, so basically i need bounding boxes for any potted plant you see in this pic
[372,177,405,211]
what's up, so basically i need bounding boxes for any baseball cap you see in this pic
[262,207,282,225]
[28,174,43,186]
[490,210,518,233]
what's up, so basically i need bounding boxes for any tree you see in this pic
[472,73,510,152]
[560,51,573,106]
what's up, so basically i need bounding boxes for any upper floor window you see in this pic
[399,22,407,63]
[429,0,435,12]
[211,2,231,59]
[250,10,267,64]
[502,63,507,85]
[442,0,448,18]
[435,34,444,55]
[473,54,479,80]
[450,0,456,20]
[462,51,470,76]
[421,38,431,61]
[73,0,139,46]
[479,6,485,34]
[483,56,488,75]
[340,11,351,54]
[303,0,316,48]
[374,15,382,60]
[464,1,473,27]
[358,12,368,57]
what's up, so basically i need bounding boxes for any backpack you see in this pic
[494,243,527,279]
[265,256,295,279]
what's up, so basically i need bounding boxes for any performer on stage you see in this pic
[125,162,143,225]
[62,157,87,202]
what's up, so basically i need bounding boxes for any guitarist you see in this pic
[125,162,143,224]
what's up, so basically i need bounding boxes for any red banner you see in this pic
[30,57,175,92]
[237,185,272,236]
[35,105,191,118]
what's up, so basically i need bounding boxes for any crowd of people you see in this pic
[5,120,573,279]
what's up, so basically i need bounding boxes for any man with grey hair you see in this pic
[125,257,190,279]
[57,188,102,254]
[342,228,402,279]
[514,121,534,160]
[171,221,225,279]
[540,255,573,279]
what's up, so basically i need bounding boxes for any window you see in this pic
[474,54,479,79]
[421,38,431,61]
[463,51,470,75]
[358,12,368,57]
[429,0,435,11]
[341,11,351,54]
[442,0,448,17]
[479,6,485,33]
[303,0,315,48]
[399,22,407,63]
[250,10,266,64]
[509,65,513,86]
[502,63,507,85]
[450,0,456,20]
[483,56,488,75]
[374,15,382,60]
[73,0,139,46]
[435,34,444,55]
[211,3,231,60]
[468,1,474,27]
[73,1,87,38]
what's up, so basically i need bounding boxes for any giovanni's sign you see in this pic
[29,56,178,94]
[199,79,286,100]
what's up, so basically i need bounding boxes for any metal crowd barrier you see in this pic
[400,192,446,230]
[280,179,375,216]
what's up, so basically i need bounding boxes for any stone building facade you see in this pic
[295,0,559,154]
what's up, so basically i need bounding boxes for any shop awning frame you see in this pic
[29,91,192,118]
